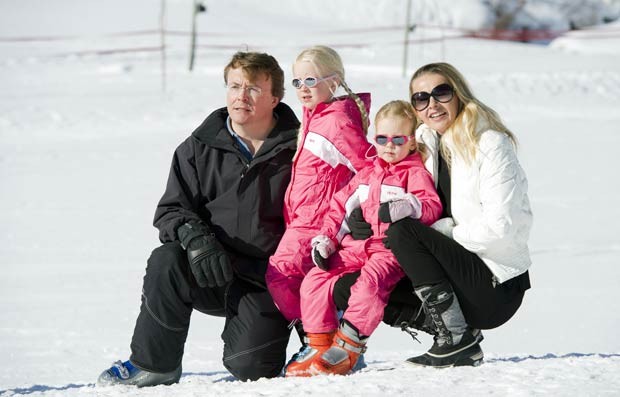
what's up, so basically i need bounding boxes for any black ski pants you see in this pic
[129,242,291,381]
[334,218,530,330]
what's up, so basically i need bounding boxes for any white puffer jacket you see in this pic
[416,124,533,284]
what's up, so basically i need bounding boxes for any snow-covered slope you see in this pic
[1,1,620,395]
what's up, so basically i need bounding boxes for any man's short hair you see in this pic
[223,52,285,100]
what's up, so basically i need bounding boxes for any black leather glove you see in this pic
[347,207,373,240]
[177,222,233,288]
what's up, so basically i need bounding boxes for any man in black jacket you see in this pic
[98,52,300,387]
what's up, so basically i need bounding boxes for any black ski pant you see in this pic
[129,242,291,381]
[334,218,530,330]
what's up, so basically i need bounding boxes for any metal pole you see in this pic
[189,1,206,71]
[402,0,412,78]
[160,0,166,92]
[189,0,198,71]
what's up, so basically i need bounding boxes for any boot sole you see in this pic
[97,365,182,387]
[405,343,484,368]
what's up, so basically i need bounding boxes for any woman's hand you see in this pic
[431,217,456,239]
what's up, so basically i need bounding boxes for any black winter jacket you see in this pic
[153,103,300,285]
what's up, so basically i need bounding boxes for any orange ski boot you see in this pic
[285,332,335,377]
[310,322,367,376]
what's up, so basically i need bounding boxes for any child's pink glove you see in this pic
[378,193,422,223]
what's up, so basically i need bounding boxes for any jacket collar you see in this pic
[373,152,422,173]
[192,102,300,153]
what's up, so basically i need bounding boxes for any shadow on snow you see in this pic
[486,352,620,364]
[0,383,93,396]
[0,371,234,395]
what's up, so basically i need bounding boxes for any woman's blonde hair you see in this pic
[409,62,516,165]
[295,45,369,134]
[374,100,427,160]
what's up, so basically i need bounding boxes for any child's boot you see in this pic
[284,332,335,377]
[310,321,367,376]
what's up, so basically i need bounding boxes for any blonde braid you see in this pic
[340,80,369,134]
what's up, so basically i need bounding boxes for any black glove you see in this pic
[382,236,390,249]
[312,248,328,270]
[378,202,392,223]
[382,222,394,249]
[347,207,373,240]
[177,222,233,288]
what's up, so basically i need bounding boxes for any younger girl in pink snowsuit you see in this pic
[266,46,371,324]
[285,100,442,377]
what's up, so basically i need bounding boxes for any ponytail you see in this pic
[340,80,369,134]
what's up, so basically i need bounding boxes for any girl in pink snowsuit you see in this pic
[266,46,372,324]
[286,100,442,376]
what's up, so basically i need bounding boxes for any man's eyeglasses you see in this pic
[291,74,337,89]
[411,83,454,111]
[375,135,413,146]
[227,83,262,98]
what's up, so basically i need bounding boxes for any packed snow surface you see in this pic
[1,1,619,395]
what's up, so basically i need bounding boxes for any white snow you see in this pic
[1,0,620,396]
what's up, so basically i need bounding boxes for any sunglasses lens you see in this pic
[392,136,406,145]
[411,92,430,111]
[411,84,454,110]
[375,136,409,146]
[304,77,318,88]
[432,84,454,103]
[292,77,319,89]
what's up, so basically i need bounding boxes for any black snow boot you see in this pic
[406,280,484,368]
[384,301,437,343]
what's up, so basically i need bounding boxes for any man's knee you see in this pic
[148,242,185,268]
[142,242,192,301]
[145,242,187,280]
[223,332,289,381]
[224,356,283,381]
[222,282,290,380]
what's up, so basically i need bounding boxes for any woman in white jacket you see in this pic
[336,62,532,368]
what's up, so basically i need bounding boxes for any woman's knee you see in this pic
[386,218,424,250]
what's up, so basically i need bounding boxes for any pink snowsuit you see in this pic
[299,152,442,336]
[266,93,372,322]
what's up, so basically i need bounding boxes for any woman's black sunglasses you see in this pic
[411,83,454,111]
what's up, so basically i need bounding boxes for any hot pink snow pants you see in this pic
[299,241,405,337]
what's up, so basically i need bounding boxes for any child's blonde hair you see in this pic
[295,45,369,134]
[374,100,426,160]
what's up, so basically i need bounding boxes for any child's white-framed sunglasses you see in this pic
[291,74,337,89]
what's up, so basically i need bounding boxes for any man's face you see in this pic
[225,67,278,129]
